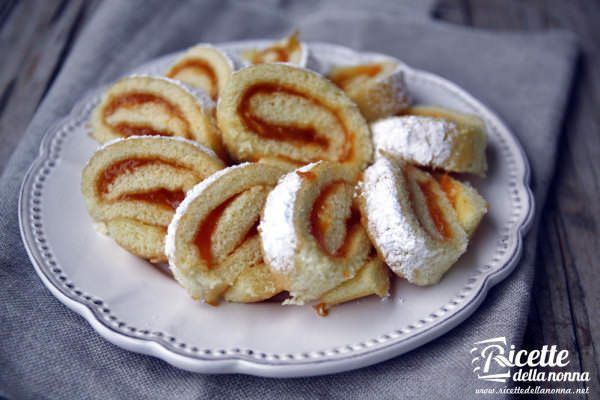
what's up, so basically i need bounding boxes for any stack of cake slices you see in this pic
[81,32,488,314]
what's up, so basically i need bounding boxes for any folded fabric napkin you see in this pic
[0,1,577,398]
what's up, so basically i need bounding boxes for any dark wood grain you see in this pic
[0,0,598,397]
[0,0,99,173]
[438,0,600,397]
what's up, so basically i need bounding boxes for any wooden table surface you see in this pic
[434,1,600,397]
[1,0,598,397]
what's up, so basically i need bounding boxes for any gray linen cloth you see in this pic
[0,1,577,399]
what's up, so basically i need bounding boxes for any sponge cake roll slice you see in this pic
[166,163,285,305]
[90,75,224,157]
[81,136,224,262]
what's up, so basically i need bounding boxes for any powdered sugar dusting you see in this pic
[260,162,319,273]
[378,64,410,110]
[372,116,456,167]
[361,158,426,277]
[97,135,220,161]
[360,157,463,285]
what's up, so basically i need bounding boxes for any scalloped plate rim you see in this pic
[18,40,535,377]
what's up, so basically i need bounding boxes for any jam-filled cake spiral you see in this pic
[435,173,487,237]
[217,63,372,172]
[81,136,225,262]
[329,60,410,121]
[242,32,317,70]
[166,45,240,101]
[260,161,373,304]
[90,75,224,157]
[359,156,471,286]
[166,163,286,305]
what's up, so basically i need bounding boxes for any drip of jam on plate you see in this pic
[314,302,329,317]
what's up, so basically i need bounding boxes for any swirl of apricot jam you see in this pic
[167,59,218,100]
[417,180,452,240]
[193,192,261,270]
[238,83,354,161]
[309,181,362,257]
[97,158,192,210]
[102,93,192,139]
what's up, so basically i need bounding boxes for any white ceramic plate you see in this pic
[19,41,534,377]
